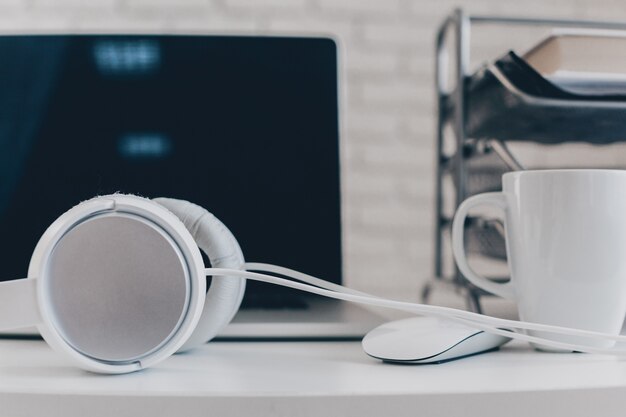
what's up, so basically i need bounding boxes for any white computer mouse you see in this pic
[362,316,511,364]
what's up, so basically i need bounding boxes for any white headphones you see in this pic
[3,193,626,374]
[1,194,246,373]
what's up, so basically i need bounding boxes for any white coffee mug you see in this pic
[452,169,626,350]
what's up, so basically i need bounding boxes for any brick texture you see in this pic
[1,0,624,301]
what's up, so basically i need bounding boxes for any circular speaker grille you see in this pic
[44,213,190,363]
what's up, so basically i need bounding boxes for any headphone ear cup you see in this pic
[27,194,208,373]
[153,198,246,350]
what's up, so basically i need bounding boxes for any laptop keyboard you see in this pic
[240,293,309,310]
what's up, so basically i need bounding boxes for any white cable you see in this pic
[207,267,626,356]
[242,263,626,343]
[243,263,372,297]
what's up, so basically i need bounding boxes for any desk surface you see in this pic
[1,338,626,417]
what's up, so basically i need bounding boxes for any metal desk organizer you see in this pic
[429,9,626,312]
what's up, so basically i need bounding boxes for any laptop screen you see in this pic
[0,35,341,301]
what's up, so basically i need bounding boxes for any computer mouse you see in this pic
[362,316,511,364]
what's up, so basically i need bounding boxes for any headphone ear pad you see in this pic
[153,198,246,351]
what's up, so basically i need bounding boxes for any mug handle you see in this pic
[451,192,516,300]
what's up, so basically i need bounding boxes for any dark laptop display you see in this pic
[0,35,341,306]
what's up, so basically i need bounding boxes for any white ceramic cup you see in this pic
[452,169,626,350]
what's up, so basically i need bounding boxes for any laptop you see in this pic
[0,34,382,339]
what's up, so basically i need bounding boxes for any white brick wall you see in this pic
[1,0,624,300]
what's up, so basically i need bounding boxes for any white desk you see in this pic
[1,338,626,417]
